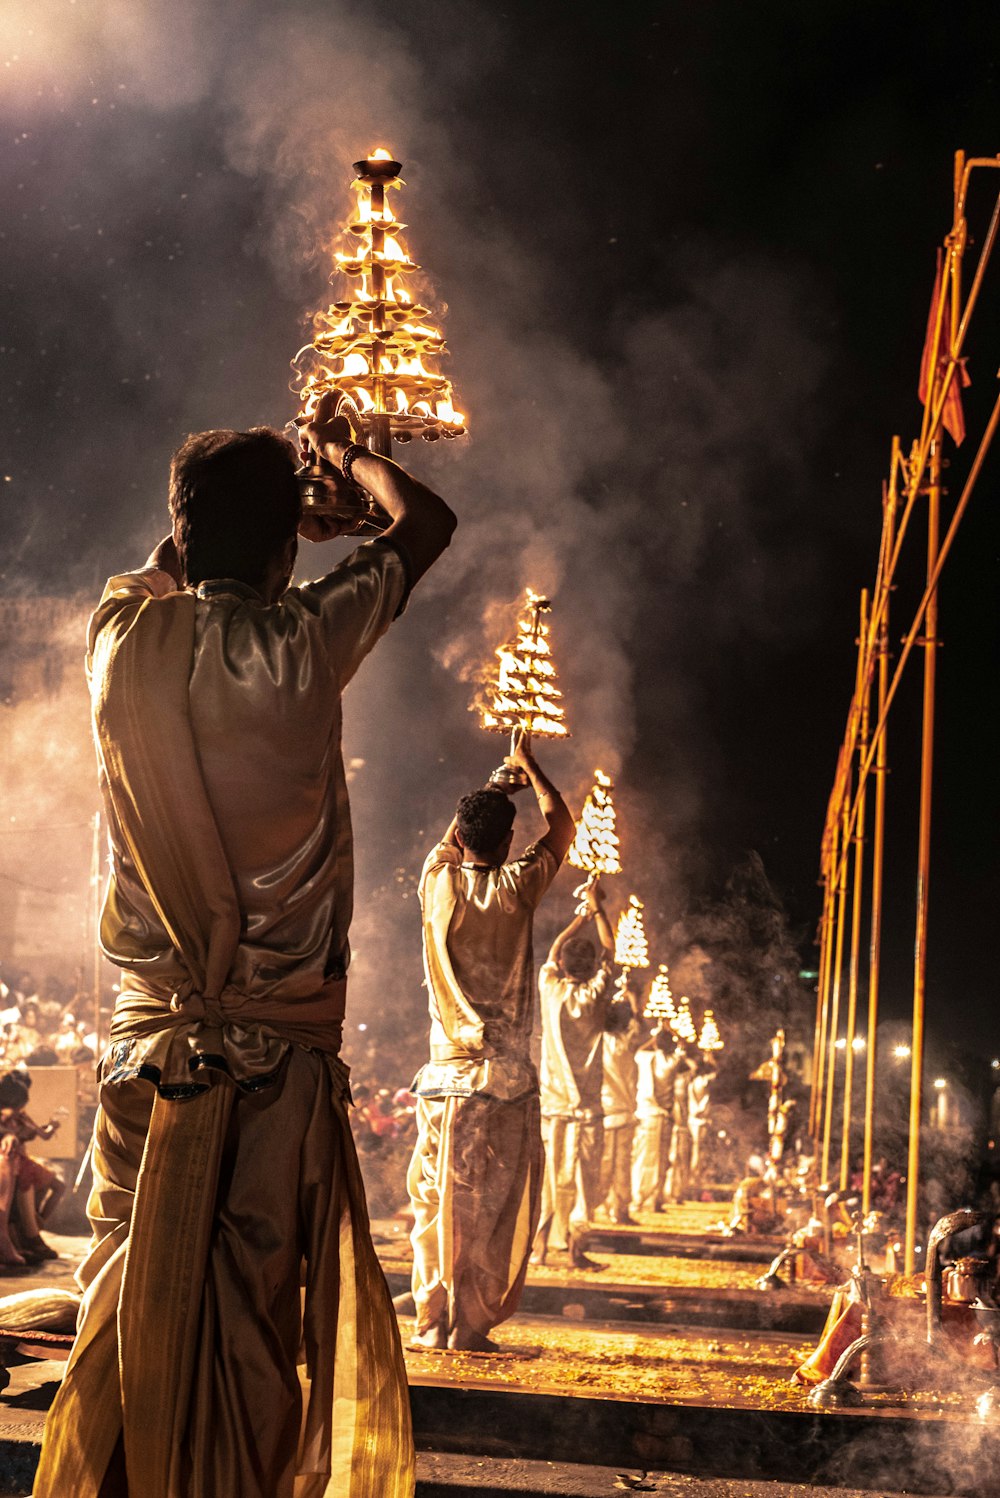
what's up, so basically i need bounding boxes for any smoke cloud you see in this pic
[0,0,832,1075]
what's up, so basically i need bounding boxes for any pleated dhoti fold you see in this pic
[33,1046,414,1498]
[407,1091,542,1340]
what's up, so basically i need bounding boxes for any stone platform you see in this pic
[375,1204,833,1337]
[1,1215,982,1497]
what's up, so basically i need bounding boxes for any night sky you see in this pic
[1,1,999,1052]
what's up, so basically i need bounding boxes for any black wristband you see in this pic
[340,443,367,487]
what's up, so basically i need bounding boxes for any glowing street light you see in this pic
[893,1044,912,1061]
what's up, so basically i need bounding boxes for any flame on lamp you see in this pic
[672,995,697,1046]
[698,1008,724,1052]
[568,769,622,878]
[477,590,568,739]
[644,964,676,1026]
[614,895,649,972]
[292,146,466,446]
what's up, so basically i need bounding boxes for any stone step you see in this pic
[415,1453,951,1497]
[410,1382,1000,1496]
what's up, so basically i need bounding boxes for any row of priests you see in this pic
[533,884,718,1268]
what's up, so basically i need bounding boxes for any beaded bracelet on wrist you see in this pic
[340,443,368,488]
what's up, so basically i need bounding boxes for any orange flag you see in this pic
[918,248,971,445]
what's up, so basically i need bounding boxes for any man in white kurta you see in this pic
[688,1057,718,1193]
[631,1032,681,1213]
[533,882,613,1265]
[407,740,574,1352]
[600,992,641,1223]
[664,1043,697,1202]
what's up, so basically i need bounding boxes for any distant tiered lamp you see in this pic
[292,146,466,534]
[644,964,677,1029]
[673,995,697,1046]
[614,895,650,998]
[477,589,568,791]
[698,1008,724,1054]
[568,769,622,912]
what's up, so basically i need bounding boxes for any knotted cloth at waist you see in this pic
[104,977,349,1099]
[414,1040,537,1102]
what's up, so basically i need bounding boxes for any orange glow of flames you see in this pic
[568,769,622,877]
[698,1008,724,1052]
[673,996,697,1046]
[614,895,649,972]
[292,145,466,444]
[477,589,568,739]
[644,964,676,1025]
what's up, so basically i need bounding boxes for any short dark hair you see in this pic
[0,1071,29,1108]
[604,998,634,1035]
[456,789,516,855]
[169,427,300,589]
[561,937,597,981]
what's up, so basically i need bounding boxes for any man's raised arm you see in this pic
[302,400,456,584]
[548,911,588,968]
[586,881,615,956]
[508,736,575,866]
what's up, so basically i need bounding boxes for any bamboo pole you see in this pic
[839,591,869,1192]
[814,156,1000,1232]
[808,905,826,1136]
[904,438,941,1275]
[809,867,834,1139]
[862,480,895,1214]
[823,175,1000,890]
[811,791,844,1142]
[821,796,850,1185]
[814,756,848,1148]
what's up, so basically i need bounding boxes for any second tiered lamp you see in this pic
[476,589,568,791]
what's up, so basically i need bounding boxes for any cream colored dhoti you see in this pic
[665,1121,692,1203]
[33,1045,413,1498]
[407,1092,541,1339]
[631,1115,670,1212]
[535,1115,603,1252]
[600,1122,635,1221]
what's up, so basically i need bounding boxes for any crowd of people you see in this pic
[0,968,99,1068]
[0,1070,66,1268]
[0,968,98,1271]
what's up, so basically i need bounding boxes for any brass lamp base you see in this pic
[295,461,390,536]
[486,728,531,793]
[294,387,391,536]
[487,762,530,794]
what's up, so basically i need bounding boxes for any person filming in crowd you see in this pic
[407,736,574,1352]
[35,396,455,1498]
